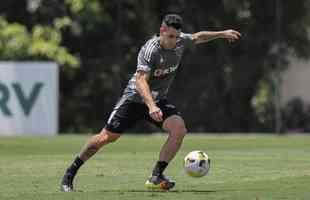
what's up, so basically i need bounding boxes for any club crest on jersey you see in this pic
[154,65,178,77]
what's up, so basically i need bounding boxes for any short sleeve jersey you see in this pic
[122,32,194,103]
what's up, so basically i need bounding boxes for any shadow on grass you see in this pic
[91,189,218,193]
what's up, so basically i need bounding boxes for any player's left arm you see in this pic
[192,30,241,44]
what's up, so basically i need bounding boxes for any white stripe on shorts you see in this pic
[107,110,117,124]
[107,97,127,124]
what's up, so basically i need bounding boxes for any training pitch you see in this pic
[0,134,309,200]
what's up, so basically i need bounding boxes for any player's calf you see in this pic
[60,129,121,192]
[79,129,121,161]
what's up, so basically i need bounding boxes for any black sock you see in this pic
[152,161,168,176]
[66,156,84,177]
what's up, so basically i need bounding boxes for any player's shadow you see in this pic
[96,189,217,193]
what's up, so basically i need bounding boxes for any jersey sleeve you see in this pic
[180,32,194,48]
[137,43,157,72]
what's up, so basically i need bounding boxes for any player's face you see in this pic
[160,26,180,49]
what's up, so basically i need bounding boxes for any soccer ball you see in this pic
[184,150,210,177]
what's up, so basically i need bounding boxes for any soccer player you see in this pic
[60,14,241,191]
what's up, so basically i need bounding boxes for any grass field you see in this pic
[0,134,310,200]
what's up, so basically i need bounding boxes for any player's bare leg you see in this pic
[145,115,187,190]
[78,129,121,161]
[60,129,120,192]
[160,115,187,162]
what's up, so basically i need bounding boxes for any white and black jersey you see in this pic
[122,32,194,103]
[104,33,194,133]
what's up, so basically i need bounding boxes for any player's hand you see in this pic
[149,106,163,122]
[222,29,241,43]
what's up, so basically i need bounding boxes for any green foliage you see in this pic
[1,1,310,132]
[65,0,112,28]
[30,24,79,67]
[0,17,30,59]
[252,79,274,128]
[0,16,79,68]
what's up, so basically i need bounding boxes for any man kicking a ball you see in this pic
[61,14,241,191]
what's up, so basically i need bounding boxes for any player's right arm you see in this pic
[135,71,163,122]
[135,39,163,122]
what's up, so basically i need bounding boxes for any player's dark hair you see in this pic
[162,14,183,30]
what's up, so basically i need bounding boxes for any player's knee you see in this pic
[170,123,187,139]
[98,129,121,145]
[108,133,120,143]
[164,116,187,138]
[177,125,187,138]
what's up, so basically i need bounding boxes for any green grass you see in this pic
[0,134,310,200]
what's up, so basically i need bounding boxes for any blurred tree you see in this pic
[1,0,310,133]
[159,0,310,132]
[0,16,78,67]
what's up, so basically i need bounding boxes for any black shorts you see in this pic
[105,99,181,133]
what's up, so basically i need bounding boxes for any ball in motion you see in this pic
[184,150,210,177]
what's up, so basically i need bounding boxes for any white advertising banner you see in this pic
[0,62,58,135]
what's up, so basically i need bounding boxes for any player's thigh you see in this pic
[147,99,186,134]
[105,99,145,134]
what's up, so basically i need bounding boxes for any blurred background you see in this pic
[1,0,310,135]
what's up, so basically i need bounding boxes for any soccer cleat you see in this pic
[145,174,175,191]
[60,172,74,192]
